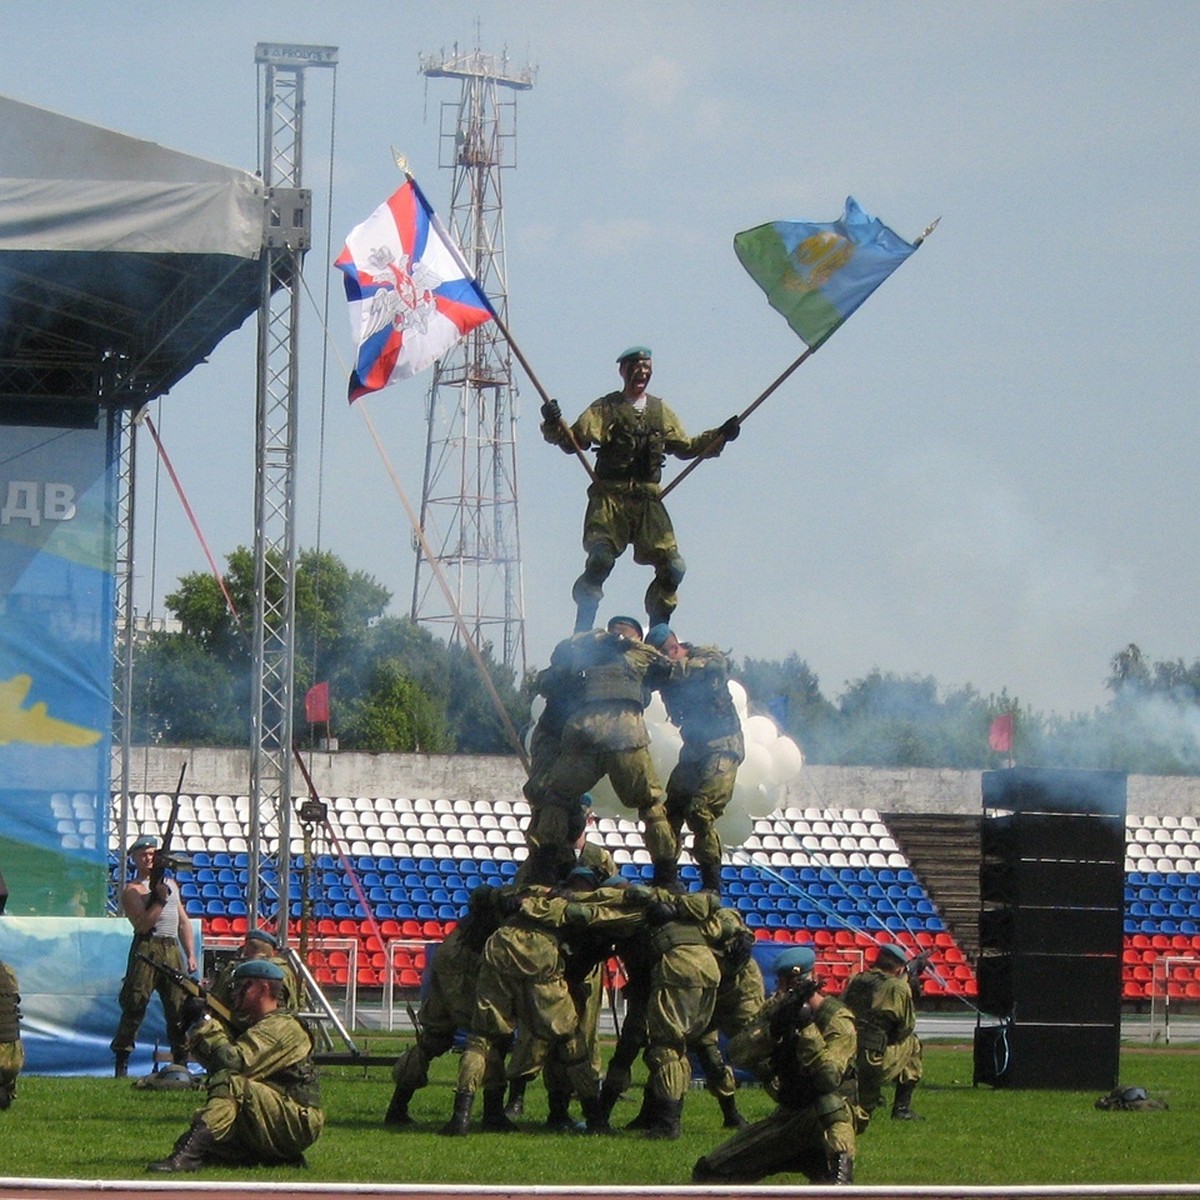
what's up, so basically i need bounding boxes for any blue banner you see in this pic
[0,421,116,916]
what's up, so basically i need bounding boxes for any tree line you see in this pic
[131,549,1200,776]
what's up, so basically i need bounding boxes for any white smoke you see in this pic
[585,680,804,848]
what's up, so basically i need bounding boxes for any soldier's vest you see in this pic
[663,652,742,747]
[842,970,890,1052]
[575,638,646,707]
[594,396,666,483]
[649,920,708,957]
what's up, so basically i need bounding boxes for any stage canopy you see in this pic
[0,93,266,423]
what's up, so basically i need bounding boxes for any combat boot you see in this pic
[481,1086,519,1132]
[383,1083,415,1127]
[580,1093,613,1135]
[113,1052,129,1079]
[651,859,684,894]
[146,1118,219,1173]
[643,1096,684,1140]
[438,1088,475,1136]
[545,1089,583,1133]
[828,1152,855,1184]
[623,1088,655,1131]
[596,1079,623,1124]
[717,1091,748,1129]
[0,1080,14,1110]
[573,594,600,634]
[699,861,723,894]
[891,1081,923,1120]
[503,1076,527,1120]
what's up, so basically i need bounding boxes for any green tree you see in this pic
[133,548,524,755]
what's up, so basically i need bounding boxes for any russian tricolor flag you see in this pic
[335,178,494,401]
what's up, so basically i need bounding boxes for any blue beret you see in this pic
[129,835,159,853]
[774,946,816,974]
[877,943,909,965]
[232,959,285,983]
[616,346,652,364]
[607,615,644,640]
[245,928,279,949]
[580,791,594,808]
[645,624,672,648]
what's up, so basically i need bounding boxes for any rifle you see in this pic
[907,948,934,985]
[135,951,233,1025]
[145,761,188,910]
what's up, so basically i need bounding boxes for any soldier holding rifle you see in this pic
[110,832,196,1077]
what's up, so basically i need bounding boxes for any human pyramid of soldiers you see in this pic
[0,346,925,1181]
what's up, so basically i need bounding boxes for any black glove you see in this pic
[541,398,563,424]
[180,994,209,1027]
[769,992,813,1041]
[724,929,755,970]
[645,900,678,926]
[499,890,523,916]
[719,415,741,442]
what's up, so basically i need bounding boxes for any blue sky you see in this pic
[4,1,1199,718]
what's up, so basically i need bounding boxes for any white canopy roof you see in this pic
[0,94,269,417]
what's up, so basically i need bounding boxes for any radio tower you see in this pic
[413,44,535,675]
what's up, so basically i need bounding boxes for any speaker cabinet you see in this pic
[977,769,1126,1086]
[975,952,1122,1024]
[974,1021,1120,1090]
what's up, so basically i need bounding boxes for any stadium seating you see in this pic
[100,791,1200,1002]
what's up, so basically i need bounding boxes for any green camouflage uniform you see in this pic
[534,630,673,877]
[841,965,923,1117]
[187,1009,323,1164]
[543,392,730,626]
[509,841,619,1083]
[572,888,722,1111]
[695,991,860,1183]
[0,959,22,1110]
[691,907,764,1107]
[453,890,603,1106]
[657,644,745,889]
[111,881,190,1063]
[391,887,504,1093]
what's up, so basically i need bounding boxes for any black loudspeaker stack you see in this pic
[974,767,1126,1090]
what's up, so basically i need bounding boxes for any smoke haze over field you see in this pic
[3,1,1198,718]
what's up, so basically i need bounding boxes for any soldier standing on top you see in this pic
[541,346,741,632]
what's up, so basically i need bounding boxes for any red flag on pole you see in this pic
[305,681,330,725]
[988,712,1014,753]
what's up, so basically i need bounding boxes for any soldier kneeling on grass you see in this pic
[147,960,323,1172]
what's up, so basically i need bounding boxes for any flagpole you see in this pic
[356,399,532,774]
[395,155,597,485]
[659,345,814,501]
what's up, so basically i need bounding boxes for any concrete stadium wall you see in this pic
[126,747,1200,817]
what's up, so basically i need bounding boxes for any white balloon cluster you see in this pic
[552,679,805,850]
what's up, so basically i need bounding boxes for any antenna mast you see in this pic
[413,43,535,675]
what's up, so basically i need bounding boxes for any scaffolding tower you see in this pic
[412,46,534,676]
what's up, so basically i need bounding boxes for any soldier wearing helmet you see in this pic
[842,942,925,1122]
[693,944,861,1185]
[147,959,323,1172]
[540,347,741,633]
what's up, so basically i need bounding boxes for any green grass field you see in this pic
[2,1042,1197,1185]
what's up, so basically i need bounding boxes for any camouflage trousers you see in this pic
[198,1075,324,1164]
